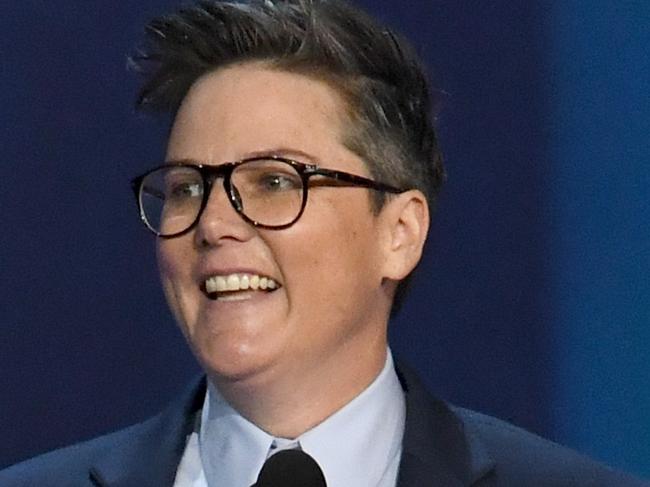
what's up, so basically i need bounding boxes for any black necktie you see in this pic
[251,449,327,487]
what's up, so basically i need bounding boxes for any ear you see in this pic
[379,190,429,280]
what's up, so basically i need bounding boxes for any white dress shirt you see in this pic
[173,350,406,487]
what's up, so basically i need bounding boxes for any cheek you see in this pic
[278,201,381,307]
[156,241,196,323]
[157,249,181,306]
[157,240,189,279]
[156,246,172,279]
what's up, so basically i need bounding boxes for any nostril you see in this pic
[198,235,212,249]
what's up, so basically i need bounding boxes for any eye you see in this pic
[232,159,303,195]
[165,178,203,201]
[258,172,300,192]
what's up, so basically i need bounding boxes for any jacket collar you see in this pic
[88,377,206,487]
[88,365,495,486]
[396,364,496,487]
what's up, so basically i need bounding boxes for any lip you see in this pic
[201,288,282,305]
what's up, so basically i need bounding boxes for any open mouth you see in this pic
[200,273,281,301]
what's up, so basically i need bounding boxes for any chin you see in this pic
[193,334,279,384]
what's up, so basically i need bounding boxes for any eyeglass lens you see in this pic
[139,159,305,235]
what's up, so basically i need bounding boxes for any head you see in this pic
[132,0,443,393]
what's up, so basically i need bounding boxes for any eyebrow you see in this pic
[240,147,322,165]
[164,148,323,167]
[163,158,200,166]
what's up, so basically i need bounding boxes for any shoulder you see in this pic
[0,377,205,487]
[453,406,647,486]
[0,416,162,486]
[396,362,647,486]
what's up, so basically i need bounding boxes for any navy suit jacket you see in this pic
[1,365,647,486]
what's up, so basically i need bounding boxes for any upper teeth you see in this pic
[204,274,279,293]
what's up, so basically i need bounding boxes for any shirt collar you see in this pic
[298,350,405,486]
[199,383,273,487]
[198,349,405,487]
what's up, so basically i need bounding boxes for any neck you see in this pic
[211,335,388,439]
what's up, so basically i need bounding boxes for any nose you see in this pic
[193,179,256,247]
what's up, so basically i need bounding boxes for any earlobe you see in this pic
[382,190,429,280]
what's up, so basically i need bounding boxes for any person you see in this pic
[0,1,646,486]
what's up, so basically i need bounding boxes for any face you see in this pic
[159,63,395,391]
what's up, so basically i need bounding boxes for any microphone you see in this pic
[252,449,327,487]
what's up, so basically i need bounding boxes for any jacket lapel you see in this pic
[87,367,495,486]
[88,377,206,487]
[396,364,496,487]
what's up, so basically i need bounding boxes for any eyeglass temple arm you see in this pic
[308,168,404,194]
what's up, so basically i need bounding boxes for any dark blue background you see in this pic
[1,0,648,478]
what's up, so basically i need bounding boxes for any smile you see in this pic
[202,273,281,300]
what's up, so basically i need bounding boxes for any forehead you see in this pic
[167,63,352,165]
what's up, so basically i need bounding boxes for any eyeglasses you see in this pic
[131,156,405,238]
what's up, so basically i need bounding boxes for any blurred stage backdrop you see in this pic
[1,0,648,478]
